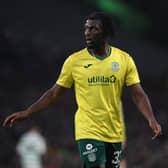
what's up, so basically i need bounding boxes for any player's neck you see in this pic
[89,43,110,57]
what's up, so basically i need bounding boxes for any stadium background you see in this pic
[0,0,168,167]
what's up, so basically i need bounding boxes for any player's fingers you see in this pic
[9,118,16,127]
[10,114,20,127]
[3,114,17,127]
[3,116,12,126]
[152,134,158,140]
[152,129,160,139]
[152,125,162,139]
[152,131,160,139]
[9,119,14,128]
[155,124,162,135]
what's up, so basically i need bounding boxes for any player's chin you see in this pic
[86,42,95,49]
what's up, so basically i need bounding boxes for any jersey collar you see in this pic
[87,47,112,60]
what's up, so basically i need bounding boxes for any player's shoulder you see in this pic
[68,48,87,59]
[113,46,131,58]
[63,48,87,66]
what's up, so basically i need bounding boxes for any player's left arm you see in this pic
[128,83,162,139]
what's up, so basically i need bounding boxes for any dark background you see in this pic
[0,0,168,168]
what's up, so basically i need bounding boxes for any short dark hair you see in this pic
[86,12,115,38]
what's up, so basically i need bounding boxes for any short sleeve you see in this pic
[56,56,74,88]
[125,56,140,86]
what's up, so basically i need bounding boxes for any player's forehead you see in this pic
[84,19,102,28]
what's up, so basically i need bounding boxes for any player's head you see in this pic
[84,12,114,49]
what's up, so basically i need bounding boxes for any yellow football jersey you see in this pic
[56,46,140,142]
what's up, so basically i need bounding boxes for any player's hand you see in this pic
[149,119,162,139]
[3,111,30,127]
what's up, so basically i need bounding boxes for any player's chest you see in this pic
[72,58,126,82]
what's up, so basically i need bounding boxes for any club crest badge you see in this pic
[111,62,119,72]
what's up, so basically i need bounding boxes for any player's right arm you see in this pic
[3,84,68,127]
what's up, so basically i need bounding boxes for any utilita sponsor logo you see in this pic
[88,75,116,85]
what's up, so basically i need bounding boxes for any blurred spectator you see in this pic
[16,125,47,168]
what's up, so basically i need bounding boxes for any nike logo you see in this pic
[84,64,92,68]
